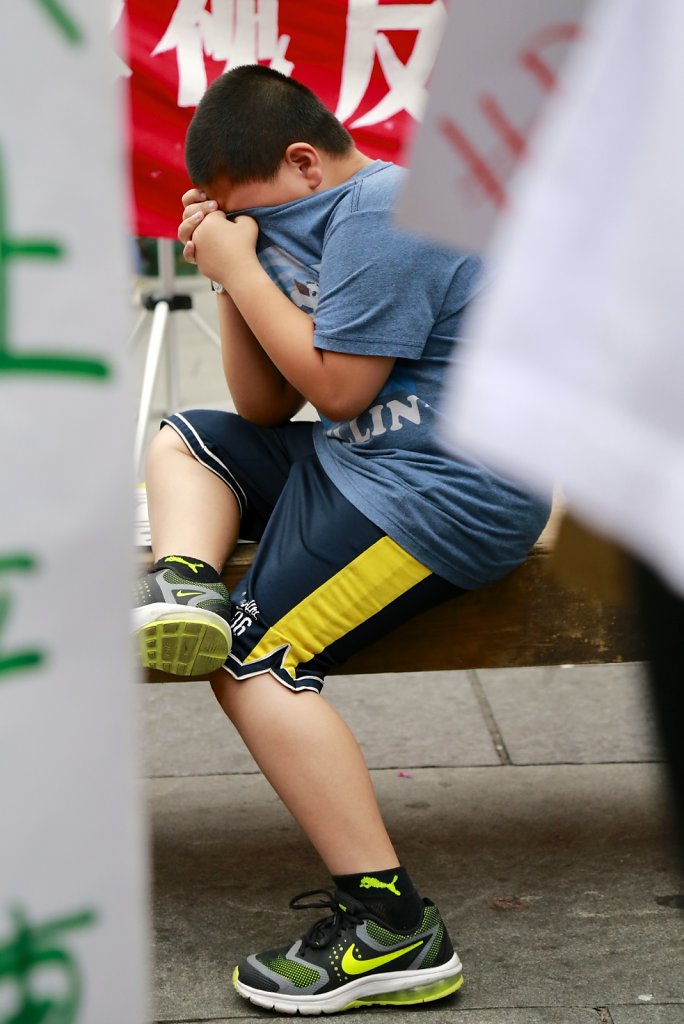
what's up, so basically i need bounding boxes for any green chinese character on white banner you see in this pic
[0,152,109,380]
[0,906,96,1023]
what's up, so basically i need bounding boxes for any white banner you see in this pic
[395,0,589,251]
[0,4,148,1022]
[436,0,684,596]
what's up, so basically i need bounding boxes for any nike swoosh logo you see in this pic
[341,939,424,976]
[174,590,204,598]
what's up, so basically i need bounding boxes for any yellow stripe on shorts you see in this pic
[244,536,431,679]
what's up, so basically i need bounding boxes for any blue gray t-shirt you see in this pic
[237,161,550,589]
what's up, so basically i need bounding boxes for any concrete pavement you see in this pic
[142,665,683,1023]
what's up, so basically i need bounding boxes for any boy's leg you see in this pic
[136,411,315,678]
[139,410,463,1011]
[146,424,240,570]
[211,670,398,874]
[211,672,462,1014]
[205,452,463,1012]
[134,425,238,677]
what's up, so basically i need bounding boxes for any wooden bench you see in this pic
[143,509,645,682]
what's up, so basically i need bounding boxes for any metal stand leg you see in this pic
[127,309,148,350]
[165,314,180,412]
[158,237,180,412]
[132,238,223,477]
[187,308,221,349]
[133,299,169,478]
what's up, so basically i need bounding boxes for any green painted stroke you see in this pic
[34,0,84,45]
[0,554,45,681]
[0,152,110,379]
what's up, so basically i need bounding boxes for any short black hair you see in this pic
[185,65,354,187]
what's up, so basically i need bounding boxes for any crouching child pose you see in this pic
[134,65,551,1015]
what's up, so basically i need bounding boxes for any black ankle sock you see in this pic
[154,554,221,584]
[332,866,424,931]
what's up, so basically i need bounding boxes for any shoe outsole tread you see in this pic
[137,617,230,676]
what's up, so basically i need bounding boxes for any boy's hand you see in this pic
[192,213,259,288]
[178,188,219,265]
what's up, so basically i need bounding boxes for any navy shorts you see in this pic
[163,410,462,693]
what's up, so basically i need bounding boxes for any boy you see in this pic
[135,65,550,1014]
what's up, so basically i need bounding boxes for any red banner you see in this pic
[120,1,446,239]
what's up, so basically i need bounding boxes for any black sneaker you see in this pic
[133,562,232,676]
[232,889,463,1015]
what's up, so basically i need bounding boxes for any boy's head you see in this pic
[185,65,355,209]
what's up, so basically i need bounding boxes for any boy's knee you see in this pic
[210,669,303,719]
[146,422,186,466]
[210,670,242,719]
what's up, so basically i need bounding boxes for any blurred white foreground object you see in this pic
[437,0,684,596]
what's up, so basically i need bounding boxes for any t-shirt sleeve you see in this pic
[313,209,472,360]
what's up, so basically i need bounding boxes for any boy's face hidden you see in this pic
[205,144,324,214]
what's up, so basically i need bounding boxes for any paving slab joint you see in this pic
[468,669,512,765]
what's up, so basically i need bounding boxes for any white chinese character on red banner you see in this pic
[336,0,446,129]
[153,0,293,107]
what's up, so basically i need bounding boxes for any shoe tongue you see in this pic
[334,887,422,931]
[333,889,368,917]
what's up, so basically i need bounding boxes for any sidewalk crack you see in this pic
[468,669,512,765]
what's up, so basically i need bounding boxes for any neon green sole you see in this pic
[138,617,230,677]
[346,972,463,1008]
[232,965,463,1014]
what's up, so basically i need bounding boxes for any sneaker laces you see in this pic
[288,889,365,951]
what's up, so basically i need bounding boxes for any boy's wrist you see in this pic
[225,258,267,301]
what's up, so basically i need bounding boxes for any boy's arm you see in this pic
[216,290,306,425]
[178,189,305,425]
[192,213,395,422]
